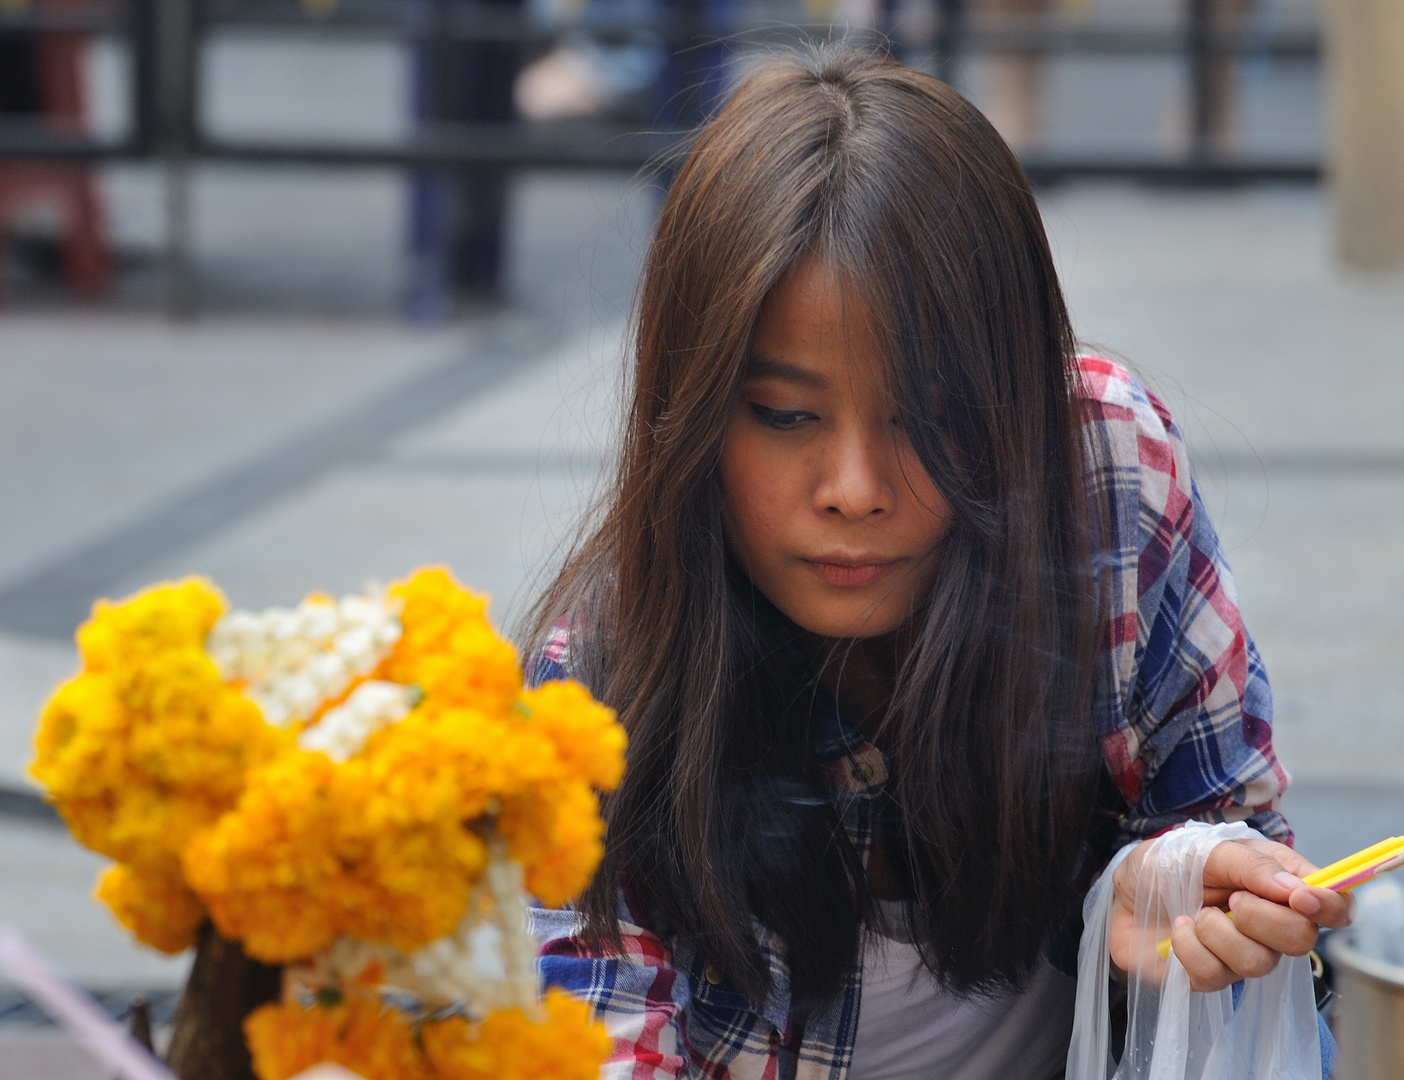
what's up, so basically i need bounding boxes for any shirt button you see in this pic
[768,1028,782,1047]
[703,965,723,985]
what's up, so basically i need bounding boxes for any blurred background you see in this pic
[1,0,1403,1074]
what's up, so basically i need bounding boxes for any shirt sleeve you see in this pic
[529,903,696,1080]
[1077,356,1291,846]
[524,625,696,1078]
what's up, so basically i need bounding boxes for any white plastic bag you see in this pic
[1066,821,1321,1080]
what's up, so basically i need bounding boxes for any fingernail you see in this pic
[1296,890,1321,915]
[1174,916,1194,933]
[1274,870,1307,892]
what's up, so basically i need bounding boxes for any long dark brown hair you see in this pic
[527,44,1103,1012]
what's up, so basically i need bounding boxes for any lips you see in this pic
[801,555,905,587]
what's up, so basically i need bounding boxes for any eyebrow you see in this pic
[744,355,829,389]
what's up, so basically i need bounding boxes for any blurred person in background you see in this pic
[406,0,523,318]
[975,0,1264,154]
[512,0,681,125]
[976,0,1050,149]
[0,2,108,300]
[1198,0,1258,152]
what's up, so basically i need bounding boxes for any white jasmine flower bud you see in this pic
[269,610,300,641]
[301,605,339,641]
[334,626,375,665]
[298,680,416,761]
[208,588,405,730]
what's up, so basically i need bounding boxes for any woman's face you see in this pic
[719,258,953,640]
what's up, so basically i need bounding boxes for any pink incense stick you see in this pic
[0,925,178,1080]
[1328,851,1404,894]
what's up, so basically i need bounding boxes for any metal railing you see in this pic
[0,0,1324,310]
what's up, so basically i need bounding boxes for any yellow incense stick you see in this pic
[1308,836,1404,888]
[1155,835,1404,960]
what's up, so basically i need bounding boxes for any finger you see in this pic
[1195,905,1282,980]
[1229,841,1353,928]
[1289,885,1353,929]
[1170,914,1236,992]
[1227,890,1319,956]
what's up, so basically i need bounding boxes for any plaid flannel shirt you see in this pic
[526,356,1292,1080]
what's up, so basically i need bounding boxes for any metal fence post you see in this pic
[157,0,196,317]
[130,0,160,155]
[1186,0,1214,161]
[934,0,964,88]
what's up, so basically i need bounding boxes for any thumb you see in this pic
[1204,840,1305,903]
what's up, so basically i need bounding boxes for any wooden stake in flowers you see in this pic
[31,568,623,1080]
[166,923,281,1080]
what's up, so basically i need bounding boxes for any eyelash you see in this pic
[747,404,911,432]
[748,403,815,430]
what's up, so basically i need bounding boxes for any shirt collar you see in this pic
[798,671,890,796]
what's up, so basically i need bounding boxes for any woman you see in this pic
[524,45,1346,1078]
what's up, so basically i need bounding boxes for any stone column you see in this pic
[1326,0,1404,269]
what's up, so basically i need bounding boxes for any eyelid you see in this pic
[748,402,815,429]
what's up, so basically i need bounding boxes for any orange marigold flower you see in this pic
[380,568,520,715]
[498,781,605,908]
[246,1001,341,1080]
[518,680,625,793]
[421,990,612,1080]
[246,998,434,1080]
[186,742,490,963]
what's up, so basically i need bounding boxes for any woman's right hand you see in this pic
[1108,836,1351,992]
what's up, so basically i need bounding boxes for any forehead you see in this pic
[747,257,890,390]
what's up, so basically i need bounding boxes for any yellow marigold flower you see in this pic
[518,680,626,792]
[75,578,225,672]
[95,864,204,955]
[421,990,612,1080]
[381,568,520,715]
[31,580,289,929]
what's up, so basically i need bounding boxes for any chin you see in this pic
[787,604,905,640]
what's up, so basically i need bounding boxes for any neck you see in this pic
[802,630,907,743]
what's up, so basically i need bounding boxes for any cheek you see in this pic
[914,488,954,548]
[719,433,792,568]
[900,455,955,547]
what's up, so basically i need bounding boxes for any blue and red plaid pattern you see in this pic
[527,356,1291,1079]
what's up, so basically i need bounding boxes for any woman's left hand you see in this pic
[1109,837,1353,992]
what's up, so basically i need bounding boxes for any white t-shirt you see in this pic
[849,900,1076,1080]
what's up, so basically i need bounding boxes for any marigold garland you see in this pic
[187,571,624,959]
[30,565,621,1080]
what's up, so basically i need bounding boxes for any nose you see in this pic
[813,427,896,521]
